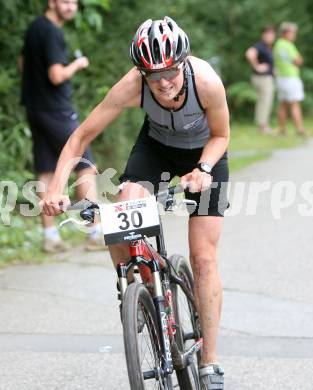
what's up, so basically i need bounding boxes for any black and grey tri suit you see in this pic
[120,60,229,217]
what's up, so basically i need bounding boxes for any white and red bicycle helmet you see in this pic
[130,16,190,71]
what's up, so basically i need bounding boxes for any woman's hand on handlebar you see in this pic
[40,193,71,216]
[180,168,212,193]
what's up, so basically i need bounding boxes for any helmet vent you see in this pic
[141,43,150,63]
[176,36,182,57]
[153,39,161,63]
[159,24,164,34]
[165,39,171,60]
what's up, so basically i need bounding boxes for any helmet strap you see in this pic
[173,63,187,102]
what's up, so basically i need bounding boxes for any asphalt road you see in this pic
[1,140,313,390]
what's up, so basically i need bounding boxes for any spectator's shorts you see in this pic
[27,109,95,173]
[119,124,229,218]
[276,77,304,102]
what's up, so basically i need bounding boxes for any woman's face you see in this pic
[143,63,184,102]
[285,29,297,42]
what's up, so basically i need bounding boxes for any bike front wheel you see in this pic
[170,254,201,390]
[122,282,173,390]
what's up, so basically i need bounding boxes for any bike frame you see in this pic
[117,218,203,381]
[64,190,203,383]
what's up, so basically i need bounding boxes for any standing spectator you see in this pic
[245,26,276,134]
[273,22,305,136]
[19,0,105,252]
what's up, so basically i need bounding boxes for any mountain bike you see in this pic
[61,185,203,389]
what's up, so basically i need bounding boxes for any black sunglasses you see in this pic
[141,62,184,81]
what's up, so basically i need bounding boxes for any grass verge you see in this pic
[229,117,312,171]
[0,213,85,267]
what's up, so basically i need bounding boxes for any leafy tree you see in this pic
[0,0,312,186]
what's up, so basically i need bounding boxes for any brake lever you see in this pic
[164,199,197,212]
[179,199,197,207]
[59,218,90,228]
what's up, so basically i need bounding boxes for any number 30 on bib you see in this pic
[99,196,160,244]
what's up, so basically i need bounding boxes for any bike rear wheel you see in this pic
[170,254,201,390]
[122,282,173,390]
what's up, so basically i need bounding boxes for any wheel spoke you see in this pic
[139,307,157,373]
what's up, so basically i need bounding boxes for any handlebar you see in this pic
[66,198,99,211]
[156,184,185,199]
[66,184,187,212]
[60,184,195,228]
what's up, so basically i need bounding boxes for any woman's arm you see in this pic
[42,68,142,215]
[180,58,230,192]
[193,58,230,166]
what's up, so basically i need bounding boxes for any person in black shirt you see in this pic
[245,26,276,133]
[20,0,105,252]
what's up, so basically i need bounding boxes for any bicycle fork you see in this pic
[152,269,174,376]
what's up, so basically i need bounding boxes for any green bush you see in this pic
[1,0,313,200]
[226,81,257,120]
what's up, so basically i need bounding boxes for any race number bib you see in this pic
[99,196,160,244]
